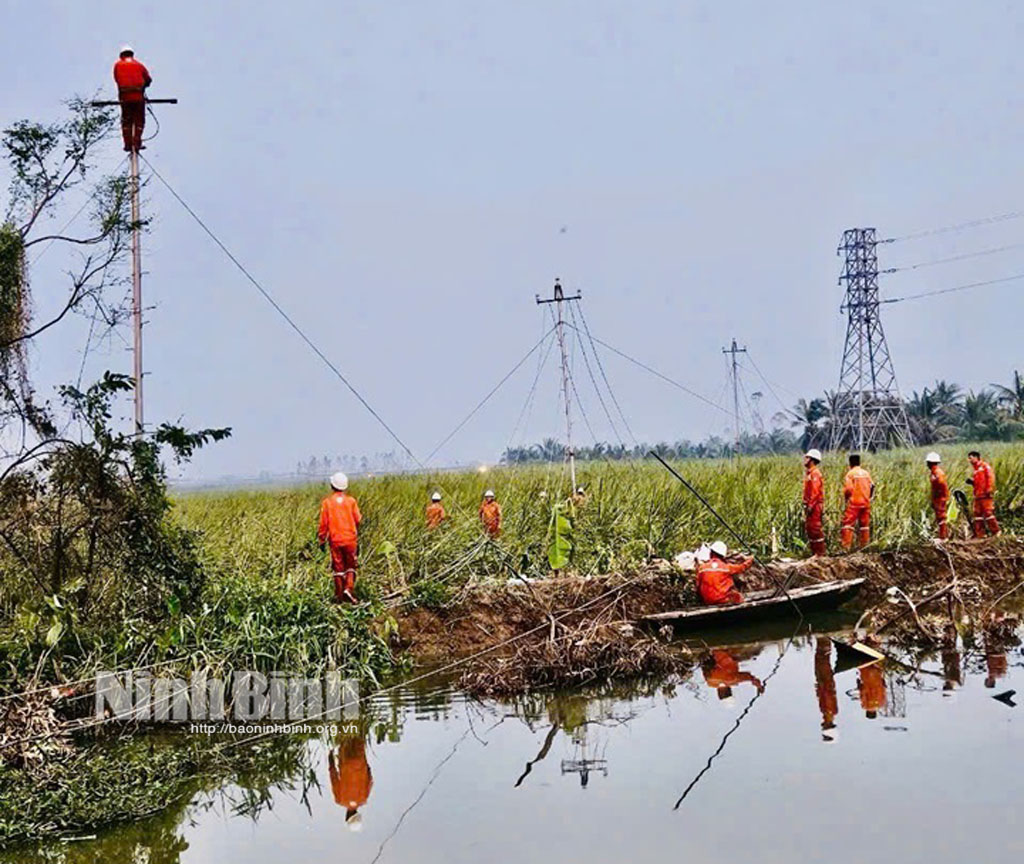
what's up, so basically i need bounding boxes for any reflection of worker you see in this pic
[984,651,1008,689]
[695,541,752,605]
[425,492,446,529]
[941,649,962,692]
[803,449,826,556]
[702,649,764,703]
[967,451,1000,537]
[857,661,886,719]
[112,45,152,152]
[329,735,373,831]
[318,473,362,604]
[925,452,950,540]
[814,638,838,737]
[479,490,502,538]
[841,454,874,549]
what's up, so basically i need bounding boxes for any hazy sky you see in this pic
[4,1,1023,480]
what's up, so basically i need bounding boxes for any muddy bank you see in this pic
[393,538,1024,692]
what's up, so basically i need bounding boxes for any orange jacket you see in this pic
[843,466,874,506]
[703,649,762,690]
[970,460,996,499]
[929,465,949,503]
[425,502,446,529]
[803,465,824,509]
[479,500,501,535]
[329,738,373,811]
[113,58,152,102]
[318,492,361,546]
[858,662,886,712]
[696,557,752,605]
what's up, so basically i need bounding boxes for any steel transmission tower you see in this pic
[829,228,913,451]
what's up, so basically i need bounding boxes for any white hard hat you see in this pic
[925,452,941,464]
[576,486,585,494]
[822,727,839,742]
[120,44,134,54]
[710,540,728,557]
[330,472,349,491]
[674,550,696,571]
[346,811,363,831]
[719,694,736,708]
[696,544,711,562]
[484,489,495,498]
[805,449,822,462]
[431,492,442,501]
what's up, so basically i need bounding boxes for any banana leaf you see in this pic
[547,504,573,570]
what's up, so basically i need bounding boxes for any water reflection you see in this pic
[7,623,1023,864]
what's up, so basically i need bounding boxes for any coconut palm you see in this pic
[992,370,1024,420]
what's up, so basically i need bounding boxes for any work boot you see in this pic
[332,574,346,603]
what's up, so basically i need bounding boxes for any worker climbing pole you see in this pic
[91,46,177,434]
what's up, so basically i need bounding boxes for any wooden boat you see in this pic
[638,578,865,633]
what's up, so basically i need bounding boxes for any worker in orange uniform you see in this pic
[840,454,874,549]
[425,491,446,529]
[318,473,362,604]
[695,540,753,606]
[803,449,826,556]
[479,489,501,538]
[701,649,764,703]
[329,733,373,830]
[925,452,950,540]
[966,450,1000,537]
[857,660,887,719]
[814,637,839,739]
[112,45,152,152]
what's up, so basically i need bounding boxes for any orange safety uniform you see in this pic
[969,460,1000,537]
[329,737,373,817]
[841,466,873,549]
[425,501,446,529]
[318,492,362,596]
[702,649,763,692]
[695,556,752,605]
[479,499,502,537]
[112,57,152,152]
[803,464,826,556]
[857,662,886,716]
[929,465,950,540]
[814,638,838,727]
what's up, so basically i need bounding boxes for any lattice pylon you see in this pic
[829,228,914,451]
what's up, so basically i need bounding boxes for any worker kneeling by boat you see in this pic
[695,541,753,605]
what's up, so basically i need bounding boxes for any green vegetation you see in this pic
[178,442,1024,598]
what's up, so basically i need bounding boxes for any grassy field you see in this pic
[176,442,1024,601]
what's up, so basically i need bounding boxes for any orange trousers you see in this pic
[932,498,948,540]
[973,498,999,537]
[805,505,826,556]
[841,503,870,548]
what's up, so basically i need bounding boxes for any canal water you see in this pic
[9,623,1023,863]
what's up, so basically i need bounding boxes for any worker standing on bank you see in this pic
[803,449,826,556]
[967,450,1000,537]
[925,452,949,540]
[425,492,445,529]
[112,45,151,152]
[479,490,502,538]
[695,541,753,605]
[318,473,362,603]
[840,454,874,549]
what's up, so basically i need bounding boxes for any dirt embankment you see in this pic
[393,538,1024,693]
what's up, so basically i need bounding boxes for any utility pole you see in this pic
[830,228,913,452]
[90,96,177,434]
[536,279,582,489]
[722,338,747,451]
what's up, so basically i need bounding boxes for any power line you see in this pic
[883,270,1024,304]
[423,325,556,464]
[566,324,732,417]
[575,305,639,447]
[882,211,1024,243]
[887,241,1024,273]
[141,156,420,466]
[568,304,627,450]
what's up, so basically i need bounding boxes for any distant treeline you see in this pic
[502,372,1024,463]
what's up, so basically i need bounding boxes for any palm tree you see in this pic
[959,390,1002,441]
[992,370,1024,420]
[790,397,829,450]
